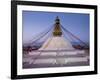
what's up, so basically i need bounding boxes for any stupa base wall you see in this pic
[23,50,89,68]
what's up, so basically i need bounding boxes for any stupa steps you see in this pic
[28,50,86,56]
[32,50,85,52]
[34,57,88,64]
[23,57,89,68]
[23,56,89,64]
[23,62,89,68]
[24,54,88,59]
[23,50,89,68]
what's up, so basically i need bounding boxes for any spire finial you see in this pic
[55,16,60,24]
[56,16,59,19]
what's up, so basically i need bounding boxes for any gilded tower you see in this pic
[53,16,62,36]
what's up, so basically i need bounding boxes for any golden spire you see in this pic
[53,16,62,36]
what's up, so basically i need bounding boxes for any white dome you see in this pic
[39,36,74,50]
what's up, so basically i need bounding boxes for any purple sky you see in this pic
[22,11,89,44]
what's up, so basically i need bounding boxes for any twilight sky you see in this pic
[22,11,89,44]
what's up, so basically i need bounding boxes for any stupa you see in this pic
[39,16,74,50]
[24,17,89,68]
